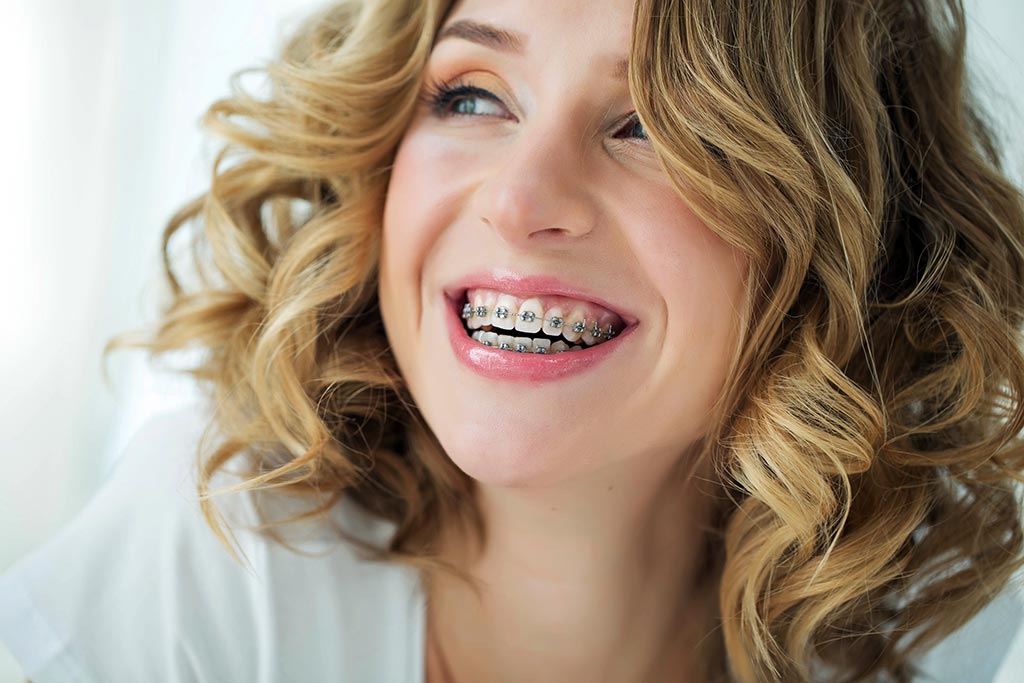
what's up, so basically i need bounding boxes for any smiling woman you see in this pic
[2,0,1024,682]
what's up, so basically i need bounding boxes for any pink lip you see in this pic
[443,270,639,326]
[444,294,638,383]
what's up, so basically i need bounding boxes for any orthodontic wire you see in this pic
[461,303,618,340]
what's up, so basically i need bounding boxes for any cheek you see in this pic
[622,188,748,420]
[380,127,476,375]
[382,136,433,265]
[628,190,746,319]
[381,133,445,306]
[381,126,472,270]
[379,137,429,362]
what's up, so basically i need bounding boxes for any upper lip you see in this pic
[443,269,639,326]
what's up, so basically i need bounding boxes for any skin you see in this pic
[378,0,749,680]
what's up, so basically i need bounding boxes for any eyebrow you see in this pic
[436,19,630,82]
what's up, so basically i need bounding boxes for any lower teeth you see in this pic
[468,329,584,353]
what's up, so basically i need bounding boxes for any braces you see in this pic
[470,331,575,354]
[462,303,618,340]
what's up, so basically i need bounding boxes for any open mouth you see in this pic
[457,289,626,355]
[444,285,639,382]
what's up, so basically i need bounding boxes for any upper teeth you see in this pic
[461,288,624,346]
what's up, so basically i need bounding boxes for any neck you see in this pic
[425,447,716,683]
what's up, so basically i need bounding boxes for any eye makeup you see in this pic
[418,74,649,142]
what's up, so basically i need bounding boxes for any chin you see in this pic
[434,424,580,489]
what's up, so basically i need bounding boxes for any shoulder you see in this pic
[0,403,425,683]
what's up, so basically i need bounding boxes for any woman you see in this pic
[2,0,1023,681]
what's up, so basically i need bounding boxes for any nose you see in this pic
[472,120,601,246]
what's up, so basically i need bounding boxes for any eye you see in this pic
[420,77,512,120]
[419,75,651,145]
[615,113,649,142]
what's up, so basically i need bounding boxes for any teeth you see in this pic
[492,294,517,330]
[460,287,631,350]
[514,298,544,334]
[467,291,497,329]
[468,331,579,354]
[561,304,589,343]
[514,337,533,353]
[584,312,619,346]
[541,305,566,337]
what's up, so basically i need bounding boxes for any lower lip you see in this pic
[444,295,638,383]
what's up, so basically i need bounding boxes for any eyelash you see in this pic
[419,76,649,143]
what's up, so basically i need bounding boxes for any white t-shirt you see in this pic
[0,404,426,682]
[1,403,1022,682]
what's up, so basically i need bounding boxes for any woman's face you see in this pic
[379,0,748,487]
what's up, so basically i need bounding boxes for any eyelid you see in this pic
[420,75,517,120]
[421,74,649,144]
[614,112,647,141]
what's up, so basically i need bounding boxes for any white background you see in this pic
[0,1,1022,681]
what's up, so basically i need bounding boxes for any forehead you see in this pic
[440,0,635,60]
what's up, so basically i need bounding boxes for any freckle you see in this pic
[608,485,614,491]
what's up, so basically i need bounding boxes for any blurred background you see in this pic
[0,1,1022,681]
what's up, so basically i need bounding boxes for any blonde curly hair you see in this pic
[109,0,1024,680]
